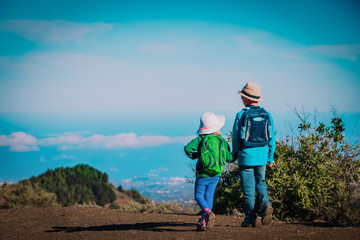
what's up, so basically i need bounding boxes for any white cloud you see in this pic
[158,168,168,171]
[46,133,190,149]
[309,44,360,61]
[0,181,13,185]
[1,23,359,113]
[0,132,39,152]
[40,134,83,146]
[0,19,112,43]
[148,173,158,177]
[0,132,192,152]
[122,178,133,184]
[233,33,301,60]
[167,177,187,185]
[150,168,169,174]
[109,168,119,172]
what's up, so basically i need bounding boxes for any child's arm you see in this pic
[224,140,234,163]
[184,136,201,160]
[232,111,242,159]
[267,113,276,165]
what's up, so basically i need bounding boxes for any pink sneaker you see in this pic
[196,218,206,231]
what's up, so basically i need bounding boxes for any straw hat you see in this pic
[238,82,263,101]
[197,112,225,135]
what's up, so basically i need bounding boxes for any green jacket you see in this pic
[184,134,234,178]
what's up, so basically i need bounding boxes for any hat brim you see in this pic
[237,91,263,102]
[197,115,225,135]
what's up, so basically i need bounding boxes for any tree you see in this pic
[24,164,116,206]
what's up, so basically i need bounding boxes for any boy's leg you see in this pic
[254,165,270,207]
[254,165,273,225]
[239,166,256,226]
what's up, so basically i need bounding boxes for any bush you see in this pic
[267,112,360,225]
[123,188,152,204]
[117,185,124,193]
[213,164,243,214]
[0,181,59,209]
[109,202,120,209]
[213,111,360,226]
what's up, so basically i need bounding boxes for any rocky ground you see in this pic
[0,207,359,240]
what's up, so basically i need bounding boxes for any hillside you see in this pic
[24,164,116,206]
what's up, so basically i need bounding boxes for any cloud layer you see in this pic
[0,132,39,152]
[0,19,112,43]
[0,21,359,113]
[0,132,193,152]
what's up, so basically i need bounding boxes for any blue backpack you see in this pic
[240,106,273,148]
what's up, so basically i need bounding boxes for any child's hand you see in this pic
[268,161,275,168]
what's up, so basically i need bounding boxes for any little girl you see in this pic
[184,112,233,231]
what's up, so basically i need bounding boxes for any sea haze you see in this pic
[0,110,359,202]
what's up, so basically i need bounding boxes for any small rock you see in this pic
[231,208,242,217]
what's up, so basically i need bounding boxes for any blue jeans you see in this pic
[194,177,220,219]
[239,165,271,221]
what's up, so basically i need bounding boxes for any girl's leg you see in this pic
[194,177,210,218]
[203,177,219,229]
[204,176,220,211]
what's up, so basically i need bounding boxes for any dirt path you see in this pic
[0,207,359,240]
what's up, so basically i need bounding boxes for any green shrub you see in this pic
[267,113,360,225]
[109,202,120,209]
[213,112,360,226]
[117,185,124,193]
[213,164,243,214]
[0,181,59,209]
[122,188,152,204]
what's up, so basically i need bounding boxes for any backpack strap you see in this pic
[239,107,251,150]
[204,138,217,168]
[219,136,223,166]
[198,134,224,167]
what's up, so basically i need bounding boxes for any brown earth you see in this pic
[0,207,359,240]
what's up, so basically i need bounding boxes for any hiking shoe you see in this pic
[205,211,216,229]
[196,218,206,231]
[261,204,273,225]
[241,218,256,227]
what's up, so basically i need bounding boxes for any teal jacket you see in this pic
[232,106,276,166]
[184,134,234,177]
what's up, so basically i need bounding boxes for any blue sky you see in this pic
[0,0,359,202]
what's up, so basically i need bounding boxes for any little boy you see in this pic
[232,82,276,227]
[184,112,233,231]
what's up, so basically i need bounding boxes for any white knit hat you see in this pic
[197,112,225,135]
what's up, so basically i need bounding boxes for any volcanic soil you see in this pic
[0,207,359,240]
